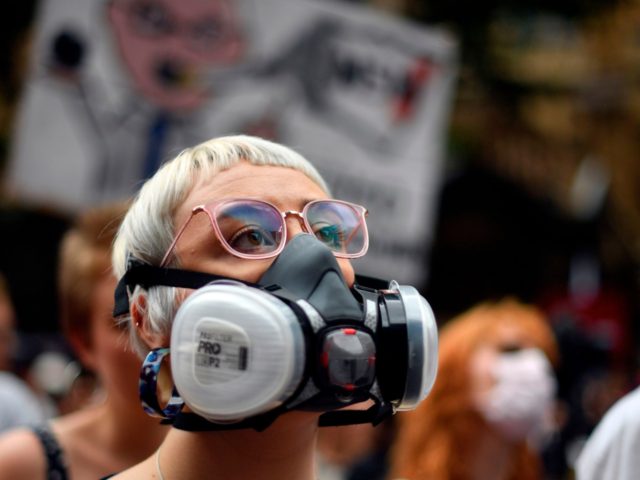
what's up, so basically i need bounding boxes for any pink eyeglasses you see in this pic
[161,198,369,266]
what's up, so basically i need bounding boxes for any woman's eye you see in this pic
[130,1,172,35]
[227,225,276,252]
[499,344,524,354]
[313,223,345,248]
[191,17,225,46]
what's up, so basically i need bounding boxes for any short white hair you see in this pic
[112,135,329,357]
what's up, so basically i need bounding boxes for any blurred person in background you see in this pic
[0,201,168,479]
[0,273,50,432]
[388,299,559,480]
[0,274,17,372]
[575,383,640,479]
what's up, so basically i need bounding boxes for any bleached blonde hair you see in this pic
[112,135,329,357]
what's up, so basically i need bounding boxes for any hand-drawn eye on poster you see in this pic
[6,0,458,284]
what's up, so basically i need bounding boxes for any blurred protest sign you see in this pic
[6,0,457,284]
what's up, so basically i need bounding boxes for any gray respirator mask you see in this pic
[114,234,438,431]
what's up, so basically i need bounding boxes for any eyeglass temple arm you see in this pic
[160,209,201,267]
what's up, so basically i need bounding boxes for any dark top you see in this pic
[32,426,68,480]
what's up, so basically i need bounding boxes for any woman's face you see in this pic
[468,324,538,411]
[147,162,360,425]
[468,323,556,441]
[171,161,356,285]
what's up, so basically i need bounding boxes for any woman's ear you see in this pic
[131,293,169,348]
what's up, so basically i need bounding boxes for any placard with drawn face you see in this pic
[6,0,458,284]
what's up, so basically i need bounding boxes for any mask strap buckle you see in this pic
[318,395,393,427]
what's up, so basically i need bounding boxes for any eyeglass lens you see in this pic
[214,200,365,257]
[305,201,366,256]
[216,201,284,256]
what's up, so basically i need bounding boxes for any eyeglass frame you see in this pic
[160,198,369,266]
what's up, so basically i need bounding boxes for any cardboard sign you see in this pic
[6,0,458,284]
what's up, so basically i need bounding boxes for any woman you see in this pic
[389,299,559,480]
[0,202,168,479]
[104,135,434,480]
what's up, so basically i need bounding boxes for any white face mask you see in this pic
[475,348,556,442]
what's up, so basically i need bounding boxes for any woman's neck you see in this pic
[158,412,320,480]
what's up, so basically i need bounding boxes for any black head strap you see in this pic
[114,260,389,317]
[354,274,390,291]
[168,394,394,432]
[168,408,286,432]
[113,263,259,317]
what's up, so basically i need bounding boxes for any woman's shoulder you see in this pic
[0,427,48,480]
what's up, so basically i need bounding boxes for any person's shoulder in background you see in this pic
[0,426,48,480]
[0,371,49,431]
[575,385,640,480]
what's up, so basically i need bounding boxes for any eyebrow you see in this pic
[299,198,324,208]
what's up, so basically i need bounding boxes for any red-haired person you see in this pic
[389,299,559,480]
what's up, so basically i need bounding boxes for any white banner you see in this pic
[6,0,458,284]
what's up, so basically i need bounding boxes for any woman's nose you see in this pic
[283,211,307,240]
[285,216,306,240]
